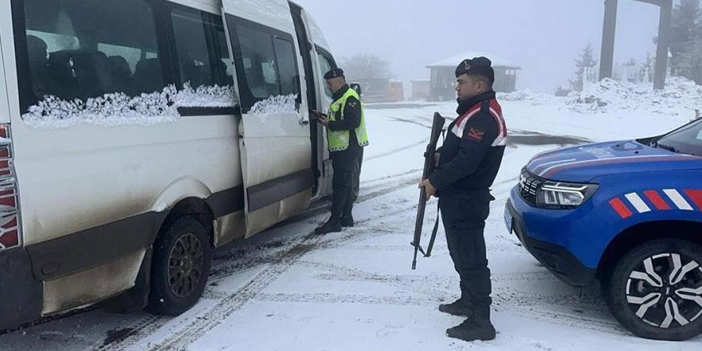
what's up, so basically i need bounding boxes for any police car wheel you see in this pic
[146,216,212,316]
[605,239,702,341]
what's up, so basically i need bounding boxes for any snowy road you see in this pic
[1,98,700,350]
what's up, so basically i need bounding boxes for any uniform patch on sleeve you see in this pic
[466,127,485,142]
[348,101,357,107]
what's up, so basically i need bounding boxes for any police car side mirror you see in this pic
[350,83,362,96]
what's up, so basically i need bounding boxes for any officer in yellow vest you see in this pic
[312,68,369,234]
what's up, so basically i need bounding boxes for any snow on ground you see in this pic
[1,95,701,350]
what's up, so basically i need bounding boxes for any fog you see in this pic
[294,0,661,93]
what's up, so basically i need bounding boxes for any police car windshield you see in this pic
[655,119,702,157]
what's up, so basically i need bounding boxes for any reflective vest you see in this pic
[328,88,369,152]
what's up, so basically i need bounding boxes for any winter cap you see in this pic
[324,68,345,80]
[455,57,495,84]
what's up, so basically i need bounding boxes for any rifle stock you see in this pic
[411,112,445,270]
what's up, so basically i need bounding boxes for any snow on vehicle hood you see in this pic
[526,140,702,182]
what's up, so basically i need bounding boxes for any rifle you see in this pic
[411,112,445,270]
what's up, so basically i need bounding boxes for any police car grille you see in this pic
[519,169,544,206]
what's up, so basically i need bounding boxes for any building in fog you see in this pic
[410,80,431,101]
[354,78,404,103]
[426,52,521,101]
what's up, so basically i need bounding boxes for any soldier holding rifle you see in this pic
[419,57,507,342]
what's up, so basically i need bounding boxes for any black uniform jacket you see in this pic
[429,91,507,198]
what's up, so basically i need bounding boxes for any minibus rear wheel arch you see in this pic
[157,197,216,247]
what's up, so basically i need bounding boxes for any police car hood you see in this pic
[525,140,702,182]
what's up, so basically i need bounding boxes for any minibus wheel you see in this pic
[604,239,702,341]
[147,216,212,316]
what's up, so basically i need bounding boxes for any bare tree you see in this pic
[340,54,393,81]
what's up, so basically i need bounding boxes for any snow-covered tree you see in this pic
[640,53,655,83]
[678,41,702,84]
[670,0,702,73]
[569,44,598,91]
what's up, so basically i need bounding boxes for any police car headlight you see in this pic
[536,181,599,209]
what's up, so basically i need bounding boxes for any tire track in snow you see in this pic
[361,168,422,186]
[149,234,322,351]
[275,188,626,334]
[205,175,426,281]
[98,176,441,350]
[260,260,625,335]
[147,193,443,350]
[311,179,517,254]
[99,138,526,350]
[387,116,433,129]
[364,138,428,162]
[0,305,101,338]
[204,174,523,281]
[256,292,438,306]
[250,290,620,336]
[96,315,168,351]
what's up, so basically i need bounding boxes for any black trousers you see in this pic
[439,191,494,319]
[352,148,364,202]
[331,153,359,222]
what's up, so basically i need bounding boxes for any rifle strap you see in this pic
[482,99,491,113]
[425,129,445,258]
[425,200,441,257]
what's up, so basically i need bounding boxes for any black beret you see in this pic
[455,57,495,84]
[324,68,345,80]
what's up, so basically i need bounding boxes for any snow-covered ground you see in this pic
[1,95,701,350]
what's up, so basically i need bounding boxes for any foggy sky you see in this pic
[294,0,662,93]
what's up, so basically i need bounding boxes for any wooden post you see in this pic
[600,0,618,81]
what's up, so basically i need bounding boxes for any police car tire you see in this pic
[146,216,212,316]
[605,239,702,341]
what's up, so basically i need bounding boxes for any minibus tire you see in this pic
[604,239,702,341]
[146,216,212,316]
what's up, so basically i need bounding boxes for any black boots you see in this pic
[314,219,342,235]
[316,214,353,234]
[340,215,354,228]
[446,318,496,342]
[438,298,473,318]
[441,300,496,342]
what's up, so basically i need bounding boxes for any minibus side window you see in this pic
[273,38,301,102]
[16,0,167,113]
[170,7,234,91]
[235,25,279,105]
[229,19,301,112]
[315,48,337,99]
